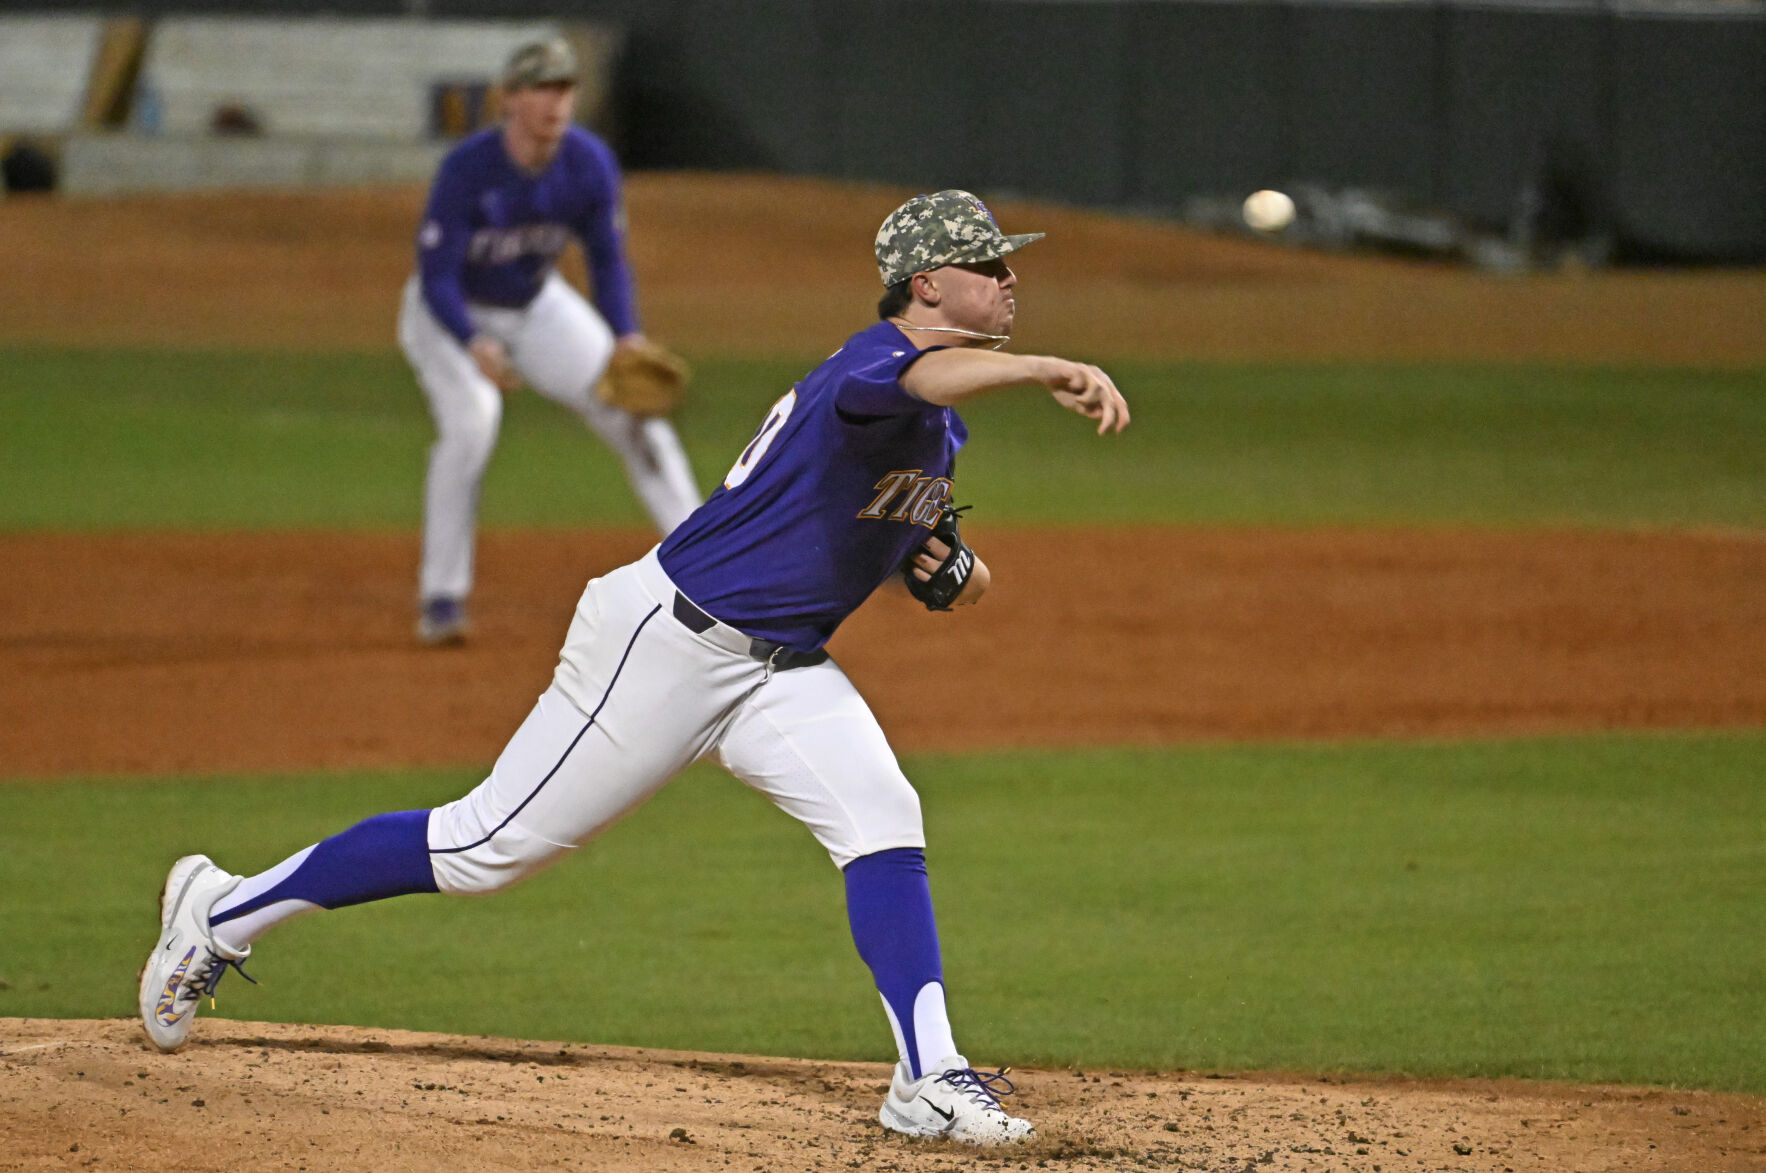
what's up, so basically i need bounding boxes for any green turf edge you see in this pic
[3,347,1762,529]
[2,730,1761,1092]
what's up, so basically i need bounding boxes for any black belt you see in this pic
[671,592,830,672]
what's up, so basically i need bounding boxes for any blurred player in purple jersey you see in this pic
[398,38,700,645]
[140,190,1128,1144]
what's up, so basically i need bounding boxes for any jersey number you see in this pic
[723,389,798,490]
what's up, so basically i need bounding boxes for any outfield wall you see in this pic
[593,0,1765,262]
[7,0,1762,260]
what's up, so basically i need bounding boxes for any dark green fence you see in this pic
[11,0,1762,259]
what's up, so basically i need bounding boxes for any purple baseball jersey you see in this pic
[658,322,966,651]
[415,125,636,344]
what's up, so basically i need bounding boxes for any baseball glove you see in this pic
[901,502,974,611]
[596,339,690,417]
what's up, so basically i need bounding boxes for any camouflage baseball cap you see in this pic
[874,190,1044,286]
[501,37,577,90]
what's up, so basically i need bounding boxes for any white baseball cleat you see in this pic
[878,1054,1034,1144]
[137,854,254,1053]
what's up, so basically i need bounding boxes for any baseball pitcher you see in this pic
[140,190,1130,1145]
[399,37,700,645]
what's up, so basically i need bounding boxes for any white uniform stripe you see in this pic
[430,604,661,856]
[424,550,925,896]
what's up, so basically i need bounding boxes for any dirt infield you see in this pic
[2,527,1763,778]
[4,175,1765,365]
[7,524,1762,1167]
[4,176,1764,1169]
[4,1019,1762,1173]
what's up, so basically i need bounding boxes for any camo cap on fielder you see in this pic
[502,37,578,90]
[874,190,1044,286]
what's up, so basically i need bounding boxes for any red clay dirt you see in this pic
[2,175,1765,365]
[3,177,1763,1170]
[4,1019,1762,1173]
[2,527,1764,778]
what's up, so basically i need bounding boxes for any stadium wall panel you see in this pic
[17,0,1762,260]
[1608,9,1766,260]
[1277,2,1443,202]
[1122,2,1286,208]
[0,14,104,134]
[1437,7,1609,232]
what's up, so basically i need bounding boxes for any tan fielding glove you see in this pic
[596,340,690,418]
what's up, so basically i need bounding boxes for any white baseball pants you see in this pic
[426,548,927,892]
[397,275,701,602]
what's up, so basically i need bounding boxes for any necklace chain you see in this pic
[889,319,1010,349]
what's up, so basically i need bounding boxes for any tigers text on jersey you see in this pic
[658,322,965,651]
[415,125,636,344]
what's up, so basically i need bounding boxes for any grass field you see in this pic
[3,343,1763,1096]
[2,348,1762,530]
[3,733,1763,1092]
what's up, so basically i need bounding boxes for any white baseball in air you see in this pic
[1242,189,1296,232]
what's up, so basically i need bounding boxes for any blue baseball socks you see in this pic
[208,810,439,953]
[843,846,959,1079]
[210,822,960,1081]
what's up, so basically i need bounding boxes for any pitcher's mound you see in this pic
[4,1018,1760,1172]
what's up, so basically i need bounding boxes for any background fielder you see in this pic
[139,190,1129,1145]
[399,37,700,645]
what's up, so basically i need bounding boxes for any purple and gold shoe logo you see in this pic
[155,946,197,1026]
